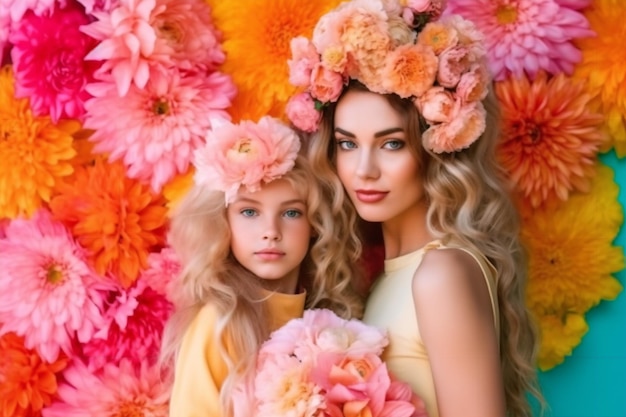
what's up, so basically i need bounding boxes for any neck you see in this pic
[381,201,434,258]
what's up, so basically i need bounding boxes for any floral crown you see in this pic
[193,116,301,205]
[285,0,491,153]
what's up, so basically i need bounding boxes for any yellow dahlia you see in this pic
[49,160,168,288]
[496,71,605,209]
[522,164,624,369]
[206,0,342,122]
[0,65,78,219]
[535,313,588,371]
[572,0,626,157]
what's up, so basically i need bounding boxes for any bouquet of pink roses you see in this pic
[233,309,428,417]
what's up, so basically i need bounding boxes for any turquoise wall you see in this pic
[534,150,626,417]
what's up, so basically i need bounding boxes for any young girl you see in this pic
[161,116,363,417]
[286,1,543,417]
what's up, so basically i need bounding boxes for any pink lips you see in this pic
[355,189,388,203]
[255,249,285,260]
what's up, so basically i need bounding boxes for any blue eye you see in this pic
[337,139,357,150]
[240,208,257,217]
[383,140,404,150]
[283,209,302,218]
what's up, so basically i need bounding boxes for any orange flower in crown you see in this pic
[285,0,492,153]
[193,116,301,204]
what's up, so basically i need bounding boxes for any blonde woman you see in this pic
[286,1,543,416]
[161,116,363,417]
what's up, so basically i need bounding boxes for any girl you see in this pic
[161,116,363,417]
[285,1,543,417]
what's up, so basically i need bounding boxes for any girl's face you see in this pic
[333,89,426,224]
[227,178,312,293]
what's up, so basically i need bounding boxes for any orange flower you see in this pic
[49,160,167,288]
[0,332,68,417]
[496,72,605,209]
[381,43,438,98]
[0,65,78,219]
[206,0,343,122]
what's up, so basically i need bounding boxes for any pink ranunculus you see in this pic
[9,5,99,122]
[422,100,486,153]
[437,45,471,88]
[309,63,344,103]
[416,86,457,123]
[288,36,320,87]
[285,92,322,133]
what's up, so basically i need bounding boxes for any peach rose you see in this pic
[422,100,486,153]
[437,45,471,88]
[288,36,320,87]
[285,92,322,133]
[456,62,491,102]
[416,86,456,123]
[381,43,438,98]
[416,21,458,55]
[309,63,345,103]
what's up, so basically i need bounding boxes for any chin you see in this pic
[353,206,391,223]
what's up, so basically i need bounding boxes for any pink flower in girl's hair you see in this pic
[286,92,322,133]
[193,116,301,204]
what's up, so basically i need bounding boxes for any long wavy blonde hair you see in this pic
[308,81,543,417]
[160,155,363,416]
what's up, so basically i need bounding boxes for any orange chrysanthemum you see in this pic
[522,164,624,370]
[496,71,605,209]
[206,0,342,122]
[572,0,626,157]
[0,65,78,219]
[0,332,68,417]
[49,160,168,288]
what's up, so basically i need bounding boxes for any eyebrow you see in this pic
[334,127,404,138]
[232,197,306,206]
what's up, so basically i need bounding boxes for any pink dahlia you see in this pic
[0,210,109,363]
[83,68,235,192]
[0,0,63,23]
[76,0,120,14]
[80,279,173,371]
[151,0,225,71]
[445,0,594,80]
[42,359,170,417]
[80,0,172,96]
[138,247,182,303]
[9,6,99,122]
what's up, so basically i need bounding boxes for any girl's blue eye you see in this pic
[283,209,302,218]
[241,209,257,217]
[337,139,357,150]
[384,140,404,150]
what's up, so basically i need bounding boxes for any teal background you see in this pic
[533,150,626,417]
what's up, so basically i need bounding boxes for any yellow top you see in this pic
[362,240,498,417]
[169,290,306,417]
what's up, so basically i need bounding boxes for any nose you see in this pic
[262,217,282,241]
[355,148,380,180]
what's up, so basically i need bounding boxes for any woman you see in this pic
[285,1,543,416]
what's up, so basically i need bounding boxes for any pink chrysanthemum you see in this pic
[0,0,64,22]
[139,247,181,303]
[80,0,172,96]
[42,359,170,417]
[80,279,173,371]
[83,68,235,192]
[150,0,226,71]
[76,0,120,14]
[0,14,10,64]
[445,0,594,80]
[9,5,99,122]
[0,210,109,363]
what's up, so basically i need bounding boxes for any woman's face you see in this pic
[333,89,426,224]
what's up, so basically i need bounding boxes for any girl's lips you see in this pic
[355,190,388,203]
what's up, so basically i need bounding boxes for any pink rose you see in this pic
[288,36,320,87]
[456,63,490,102]
[416,86,457,123]
[422,100,486,153]
[437,45,471,88]
[309,63,344,103]
[285,92,322,133]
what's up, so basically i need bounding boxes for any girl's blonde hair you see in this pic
[160,155,363,416]
[308,81,543,417]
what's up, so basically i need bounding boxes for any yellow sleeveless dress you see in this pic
[362,240,499,417]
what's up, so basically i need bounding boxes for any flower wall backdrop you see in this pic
[0,0,624,416]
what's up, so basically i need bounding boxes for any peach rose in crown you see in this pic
[288,36,320,87]
[309,63,345,103]
[422,100,486,153]
[416,86,456,123]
